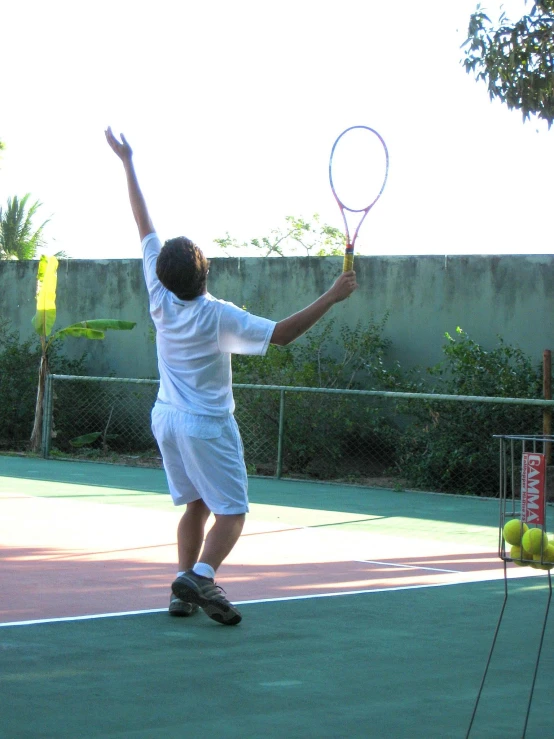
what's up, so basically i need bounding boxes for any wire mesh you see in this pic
[43,375,554,496]
[47,376,159,462]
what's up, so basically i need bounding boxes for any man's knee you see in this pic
[185,498,211,519]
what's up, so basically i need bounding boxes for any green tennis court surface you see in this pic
[1,456,553,738]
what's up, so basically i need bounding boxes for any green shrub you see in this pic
[0,320,87,449]
[233,314,402,390]
[396,327,543,495]
[233,314,405,478]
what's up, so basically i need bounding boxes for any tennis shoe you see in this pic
[171,570,242,626]
[168,592,200,617]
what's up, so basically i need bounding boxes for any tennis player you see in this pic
[105,127,358,625]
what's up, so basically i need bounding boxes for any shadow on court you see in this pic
[1,580,552,739]
[0,454,507,530]
[1,544,507,624]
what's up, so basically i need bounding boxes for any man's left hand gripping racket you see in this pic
[329,125,389,272]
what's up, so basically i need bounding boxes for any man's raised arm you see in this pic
[270,270,358,346]
[105,127,155,241]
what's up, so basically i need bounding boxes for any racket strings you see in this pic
[329,126,389,213]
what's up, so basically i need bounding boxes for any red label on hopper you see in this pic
[521,453,546,525]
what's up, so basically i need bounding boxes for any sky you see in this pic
[0,0,552,260]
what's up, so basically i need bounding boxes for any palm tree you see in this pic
[0,194,50,260]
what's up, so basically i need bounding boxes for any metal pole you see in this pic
[276,389,285,479]
[543,350,552,465]
[510,437,516,518]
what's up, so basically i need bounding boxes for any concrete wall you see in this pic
[2,254,553,379]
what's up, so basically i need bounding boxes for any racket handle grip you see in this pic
[343,253,354,272]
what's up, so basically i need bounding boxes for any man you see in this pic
[105,127,358,625]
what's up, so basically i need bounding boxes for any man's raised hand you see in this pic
[105,127,133,162]
[329,270,358,303]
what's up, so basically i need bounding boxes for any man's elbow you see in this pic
[270,324,292,346]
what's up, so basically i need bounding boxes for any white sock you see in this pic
[193,562,216,580]
[177,571,186,578]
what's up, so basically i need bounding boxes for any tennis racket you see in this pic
[329,125,389,272]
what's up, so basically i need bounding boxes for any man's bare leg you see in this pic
[177,498,211,571]
[198,513,246,572]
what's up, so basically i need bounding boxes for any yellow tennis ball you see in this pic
[521,528,549,555]
[503,519,529,546]
[532,543,554,570]
[510,544,532,566]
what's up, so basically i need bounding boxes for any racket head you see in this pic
[329,125,389,270]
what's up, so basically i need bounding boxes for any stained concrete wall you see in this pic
[2,254,553,380]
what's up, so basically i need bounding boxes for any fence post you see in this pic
[276,389,285,479]
[41,373,53,459]
[544,350,552,465]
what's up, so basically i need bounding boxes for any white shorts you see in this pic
[151,402,249,514]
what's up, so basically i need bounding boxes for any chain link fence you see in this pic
[42,374,554,498]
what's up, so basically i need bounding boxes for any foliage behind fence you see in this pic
[2,312,551,497]
[42,374,553,497]
[0,321,87,451]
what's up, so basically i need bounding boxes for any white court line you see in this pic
[356,559,462,574]
[0,574,525,629]
[0,608,166,628]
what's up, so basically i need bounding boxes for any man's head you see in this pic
[156,236,209,300]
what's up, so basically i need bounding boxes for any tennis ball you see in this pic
[503,519,529,546]
[510,544,532,566]
[521,528,549,556]
[532,543,554,570]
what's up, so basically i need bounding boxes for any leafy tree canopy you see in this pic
[463,1,554,126]
[214,214,345,257]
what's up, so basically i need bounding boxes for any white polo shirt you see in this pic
[142,233,276,416]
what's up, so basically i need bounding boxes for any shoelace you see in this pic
[204,580,230,602]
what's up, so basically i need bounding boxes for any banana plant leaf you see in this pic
[69,432,102,447]
[68,319,136,331]
[32,255,59,337]
[69,432,119,448]
[56,320,136,340]
[56,327,106,340]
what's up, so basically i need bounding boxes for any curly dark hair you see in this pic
[156,236,209,300]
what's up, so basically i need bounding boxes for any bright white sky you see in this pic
[0,0,551,259]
